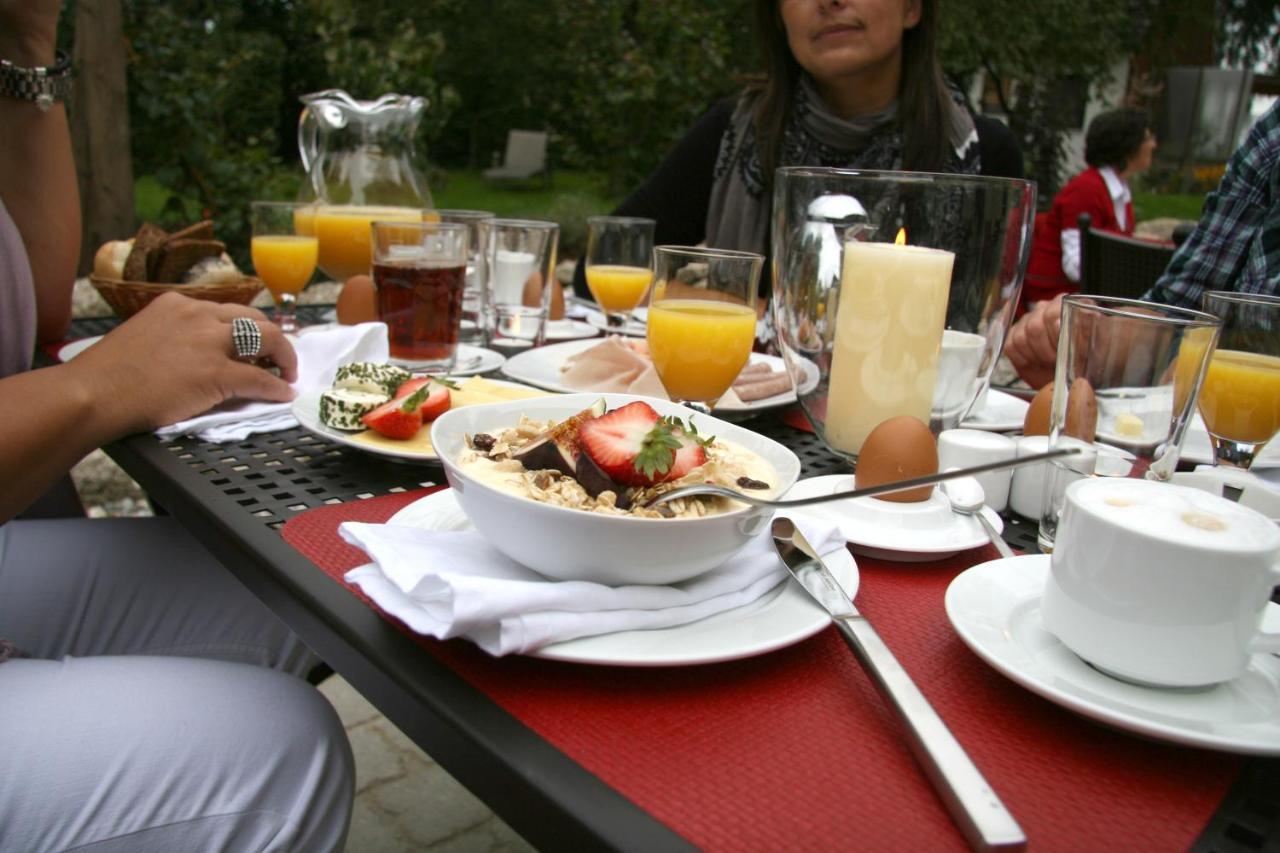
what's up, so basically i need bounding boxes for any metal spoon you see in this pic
[942,476,1017,560]
[645,447,1079,509]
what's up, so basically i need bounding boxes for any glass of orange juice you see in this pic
[251,201,319,333]
[585,216,655,331]
[647,246,763,414]
[1198,291,1280,470]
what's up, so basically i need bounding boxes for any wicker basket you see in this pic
[89,275,266,319]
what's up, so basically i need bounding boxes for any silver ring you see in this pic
[231,316,262,360]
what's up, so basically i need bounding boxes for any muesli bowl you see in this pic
[431,392,801,585]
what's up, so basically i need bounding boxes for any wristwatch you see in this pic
[0,50,72,112]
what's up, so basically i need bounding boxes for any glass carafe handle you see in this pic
[298,105,320,186]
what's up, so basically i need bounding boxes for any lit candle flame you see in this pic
[895,228,907,245]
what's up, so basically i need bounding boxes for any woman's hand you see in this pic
[67,292,299,435]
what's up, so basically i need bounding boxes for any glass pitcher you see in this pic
[297,89,434,280]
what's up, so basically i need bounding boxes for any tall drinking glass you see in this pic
[250,201,319,334]
[585,216,656,330]
[1036,295,1221,552]
[771,167,1036,461]
[479,218,560,353]
[647,246,763,415]
[437,209,495,344]
[371,220,469,371]
[1197,292,1280,470]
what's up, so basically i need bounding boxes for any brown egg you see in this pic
[521,273,567,320]
[336,274,377,325]
[1023,383,1054,436]
[1064,377,1097,442]
[1022,379,1097,441]
[854,415,938,503]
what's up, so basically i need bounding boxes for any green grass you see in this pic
[1133,193,1206,223]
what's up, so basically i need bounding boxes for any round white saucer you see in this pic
[783,475,1002,562]
[945,554,1280,755]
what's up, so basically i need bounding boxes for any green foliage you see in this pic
[939,0,1137,201]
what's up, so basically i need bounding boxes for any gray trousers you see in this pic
[0,518,354,852]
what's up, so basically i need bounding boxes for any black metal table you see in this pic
[56,314,1280,851]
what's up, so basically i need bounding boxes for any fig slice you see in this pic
[576,450,631,510]
[511,398,607,478]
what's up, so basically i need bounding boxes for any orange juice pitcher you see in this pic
[298,89,434,279]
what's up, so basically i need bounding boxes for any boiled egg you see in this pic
[855,415,938,503]
[336,274,378,325]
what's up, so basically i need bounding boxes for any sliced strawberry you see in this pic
[578,401,662,486]
[392,377,452,422]
[578,403,708,487]
[361,383,435,439]
[665,428,707,481]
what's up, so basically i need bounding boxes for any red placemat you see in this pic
[283,489,1240,851]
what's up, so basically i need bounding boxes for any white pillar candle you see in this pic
[825,239,955,455]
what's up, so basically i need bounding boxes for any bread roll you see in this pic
[93,239,134,278]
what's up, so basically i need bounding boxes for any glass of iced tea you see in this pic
[371,220,469,371]
[647,246,763,414]
[251,200,319,334]
[1198,291,1280,470]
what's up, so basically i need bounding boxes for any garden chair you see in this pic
[484,130,550,185]
[1077,213,1177,300]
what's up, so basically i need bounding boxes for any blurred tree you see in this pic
[1216,0,1279,72]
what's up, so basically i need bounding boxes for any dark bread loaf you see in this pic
[123,223,168,282]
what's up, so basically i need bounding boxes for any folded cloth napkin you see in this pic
[156,321,389,442]
[559,337,747,407]
[339,496,844,656]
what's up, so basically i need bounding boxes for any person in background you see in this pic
[1006,100,1278,389]
[1020,107,1157,312]
[573,0,1024,301]
[0,3,354,849]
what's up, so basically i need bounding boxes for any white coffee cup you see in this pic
[1041,478,1280,687]
[937,428,1017,512]
[1009,435,1050,519]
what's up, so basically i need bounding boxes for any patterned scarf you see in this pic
[706,74,981,257]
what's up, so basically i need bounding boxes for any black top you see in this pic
[573,98,1026,299]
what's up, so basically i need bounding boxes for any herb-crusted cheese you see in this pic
[320,388,390,430]
[334,362,411,396]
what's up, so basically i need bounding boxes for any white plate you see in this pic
[500,338,799,413]
[783,475,1003,562]
[387,489,859,666]
[544,318,599,341]
[961,389,1030,432]
[56,335,101,361]
[1181,413,1280,469]
[291,378,536,464]
[946,554,1280,755]
[57,333,505,378]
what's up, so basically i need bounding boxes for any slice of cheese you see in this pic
[350,378,553,455]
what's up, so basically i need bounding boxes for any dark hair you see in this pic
[750,0,954,181]
[1084,108,1151,170]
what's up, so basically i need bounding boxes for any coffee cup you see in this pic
[1041,478,1280,687]
[937,429,1017,512]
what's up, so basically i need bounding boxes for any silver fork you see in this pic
[644,447,1079,509]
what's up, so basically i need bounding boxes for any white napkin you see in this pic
[339,497,844,656]
[156,322,389,442]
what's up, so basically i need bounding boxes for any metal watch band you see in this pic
[0,50,72,112]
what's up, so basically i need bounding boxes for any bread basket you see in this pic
[89,276,266,319]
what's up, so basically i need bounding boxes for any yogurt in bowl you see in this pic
[431,393,801,585]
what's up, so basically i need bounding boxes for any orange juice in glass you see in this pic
[647,246,763,414]
[1198,292,1280,469]
[586,265,652,315]
[251,201,318,333]
[585,216,655,329]
[313,205,425,281]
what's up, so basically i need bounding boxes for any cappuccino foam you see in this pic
[1071,478,1280,552]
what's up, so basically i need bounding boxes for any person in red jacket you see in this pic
[1021,108,1157,310]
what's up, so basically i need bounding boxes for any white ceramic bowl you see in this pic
[431,393,801,585]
